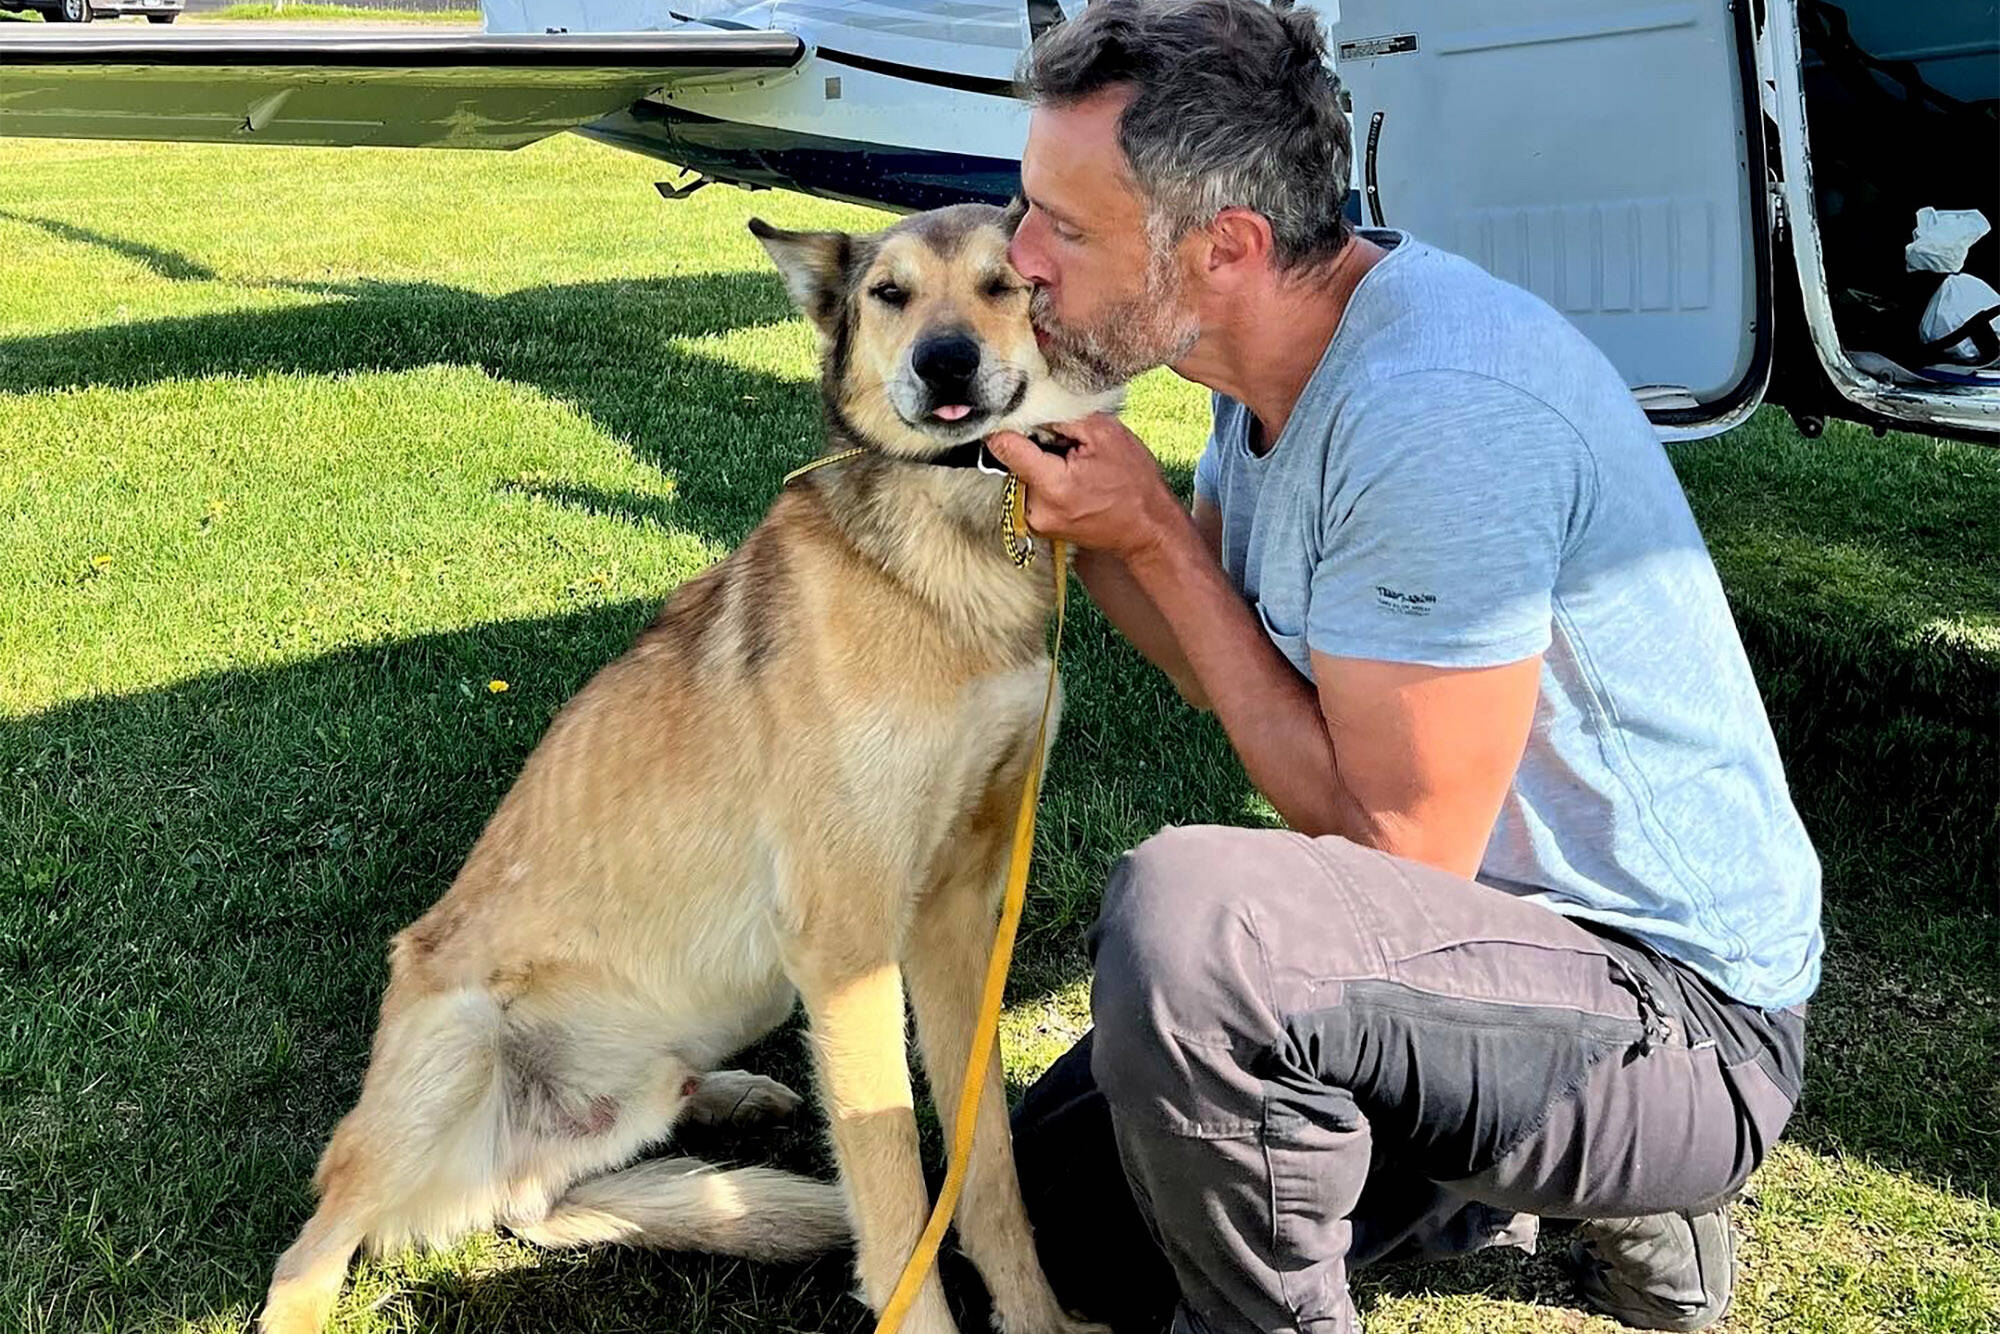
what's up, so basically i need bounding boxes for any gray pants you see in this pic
[1007,826,1806,1333]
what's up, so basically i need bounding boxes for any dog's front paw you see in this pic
[680,1069,804,1129]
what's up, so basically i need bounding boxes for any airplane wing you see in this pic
[0,31,804,149]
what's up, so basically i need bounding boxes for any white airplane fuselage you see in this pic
[486,0,1139,213]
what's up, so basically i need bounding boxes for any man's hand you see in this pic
[986,415,1188,562]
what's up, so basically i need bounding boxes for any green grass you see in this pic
[190,5,483,22]
[1,134,1995,1334]
[0,3,480,19]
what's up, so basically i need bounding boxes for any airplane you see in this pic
[1,0,1995,447]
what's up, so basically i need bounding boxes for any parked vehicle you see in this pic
[1,0,182,24]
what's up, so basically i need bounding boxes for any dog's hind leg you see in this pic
[258,1185,366,1334]
[678,1068,805,1130]
[259,985,522,1334]
[261,973,692,1333]
[510,1156,849,1259]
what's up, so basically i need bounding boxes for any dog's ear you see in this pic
[748,217,855,333]
[1001,195,1028,238]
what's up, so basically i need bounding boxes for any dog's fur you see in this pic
[257,203,1119,1334]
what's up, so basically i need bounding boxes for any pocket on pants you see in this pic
[1262,1080,1363,1322]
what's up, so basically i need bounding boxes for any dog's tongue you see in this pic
[933,404,973,422]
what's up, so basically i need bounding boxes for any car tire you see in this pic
[147,10,175,18]
[50,0,92,20]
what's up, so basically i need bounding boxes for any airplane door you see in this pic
[1329,0,1771,436]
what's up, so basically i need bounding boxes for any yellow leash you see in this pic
[782,448,1064,1332]
[876,531,1064,1333]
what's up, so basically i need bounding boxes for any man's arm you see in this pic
[988,415,1543,878]
[1070,497,1223,710]
[1121,517,1538,876]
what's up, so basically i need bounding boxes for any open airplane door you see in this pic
[0,31,802,150]
[1327,0,1772,439]
[1765,0,2000,443]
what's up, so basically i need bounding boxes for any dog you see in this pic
[256,201,1121,1334]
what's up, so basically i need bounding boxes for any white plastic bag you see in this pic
[1920,273,2000,365]
[1905,207,1990,274]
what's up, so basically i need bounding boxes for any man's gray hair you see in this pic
[1018,0,1354,272]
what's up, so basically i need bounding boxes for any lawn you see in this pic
[189,6,484,23]
[1,133,1995,1334]
[0,3,484,19]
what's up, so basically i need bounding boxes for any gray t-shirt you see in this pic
[1193,229,1822,1010]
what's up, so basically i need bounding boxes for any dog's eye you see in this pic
[870,282,909,308]
[982,276,1024,300]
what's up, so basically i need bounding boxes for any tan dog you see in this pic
[257,202,1119,1334]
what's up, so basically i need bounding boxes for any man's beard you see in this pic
[1032,253,1200,393]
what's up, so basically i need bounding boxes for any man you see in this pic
[977,1,1824,1331]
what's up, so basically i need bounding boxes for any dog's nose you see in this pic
[912,332,981,391]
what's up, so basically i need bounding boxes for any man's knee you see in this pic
[1093,827,1224,988]
[1090,825,1271,1015]
[1086,826,1294,1129]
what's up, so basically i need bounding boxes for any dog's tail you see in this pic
[510,1156,850,1261]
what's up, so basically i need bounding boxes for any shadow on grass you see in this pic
[0,269,812,550]
[0,209,221,283]
[1667,419,1999,1205]
[492,478,683,534]
[383,1245,866,1334]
